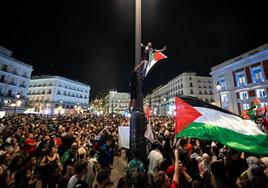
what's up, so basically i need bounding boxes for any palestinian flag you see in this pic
[145,104,150,121]
[175,96,268,154]
[252,98,261,107]
[145,52,167,77]
[242,110,250,119]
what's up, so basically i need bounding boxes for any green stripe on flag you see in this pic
[151,53,155,60]
[176,122,268,154]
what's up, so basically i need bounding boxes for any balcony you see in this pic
[11,70,18,75]
[7,81,16,86]
[19,84,27,88]
[1,67,8,72]
[22,74,29,78]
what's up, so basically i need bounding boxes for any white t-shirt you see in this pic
[147,149,163,174]
[67,175,79,188]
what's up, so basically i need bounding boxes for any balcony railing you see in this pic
[19,84,27,88]
[22,74,29,78]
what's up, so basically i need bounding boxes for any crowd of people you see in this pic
[0,114,268,188]
[126,116,268,188]
[0,114,128,188]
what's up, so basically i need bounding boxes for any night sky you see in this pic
[1,0,267,99]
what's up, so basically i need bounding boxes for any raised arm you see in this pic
[172,148,180,185]
[154,45,167,52]
[134,60,147,71]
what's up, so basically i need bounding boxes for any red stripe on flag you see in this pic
[154,52,167,61]
[242,110,250,119]
[175,97,202,135]
[145,104,150,120]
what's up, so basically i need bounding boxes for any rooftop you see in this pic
[0,46,33,69]
[31,75,90,88]
[211,43,268,72]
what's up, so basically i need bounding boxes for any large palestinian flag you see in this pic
[175,96,268,154]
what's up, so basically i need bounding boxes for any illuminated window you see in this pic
[236,72,247,87]
[219,78,227,90]
[256,89,266,98]
[251,66,264,83]
[239,91,248,100]
[221,94,228,103]
[242,103,250,110]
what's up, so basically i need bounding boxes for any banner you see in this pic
[0,111,5,118]
[118,126,130,149]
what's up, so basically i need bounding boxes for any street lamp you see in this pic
[14,94,20,115]
[111,91,115,114]
[76,102,80,114]
[59,99,63,116]
[216,82,222,108]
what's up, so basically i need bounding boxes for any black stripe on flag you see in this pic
[177,95,241,118]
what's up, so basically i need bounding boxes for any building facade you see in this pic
[103,90,130,114]
[145,72,214,116]
[0,46,33,112]
[210,44,268,115]
[28,75,90,114]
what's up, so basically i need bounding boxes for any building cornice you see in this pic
[31,75,90,88]
[0,53,33,69]
[211,44,268,74]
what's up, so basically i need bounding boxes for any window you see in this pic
[221,94,229,110]
[221,94,228,103]
[190,82,193,87]
[189,77,192,80]
[0,75,5,82]
[236,71,247,87]
[219,78,227,90]
[251,66,264,83]
[242,103,250,110]
[256,89,266,98]
[1,64,8,71]
[209,90,213,95]
[199,90,203,95]
[239,91,248,100]
[190,89,194,94]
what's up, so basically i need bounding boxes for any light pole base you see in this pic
[129,111,147,164]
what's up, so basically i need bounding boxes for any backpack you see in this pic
[128,160,142,186]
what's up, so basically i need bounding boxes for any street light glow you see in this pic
[216,82,222,91]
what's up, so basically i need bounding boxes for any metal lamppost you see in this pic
[111,91,115,114]
[129,0,147,163]
[13,94,20,115]
[77,102,80,114]
[216,82,222,108]
[59,99,63,116]
[163,97,166,116]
